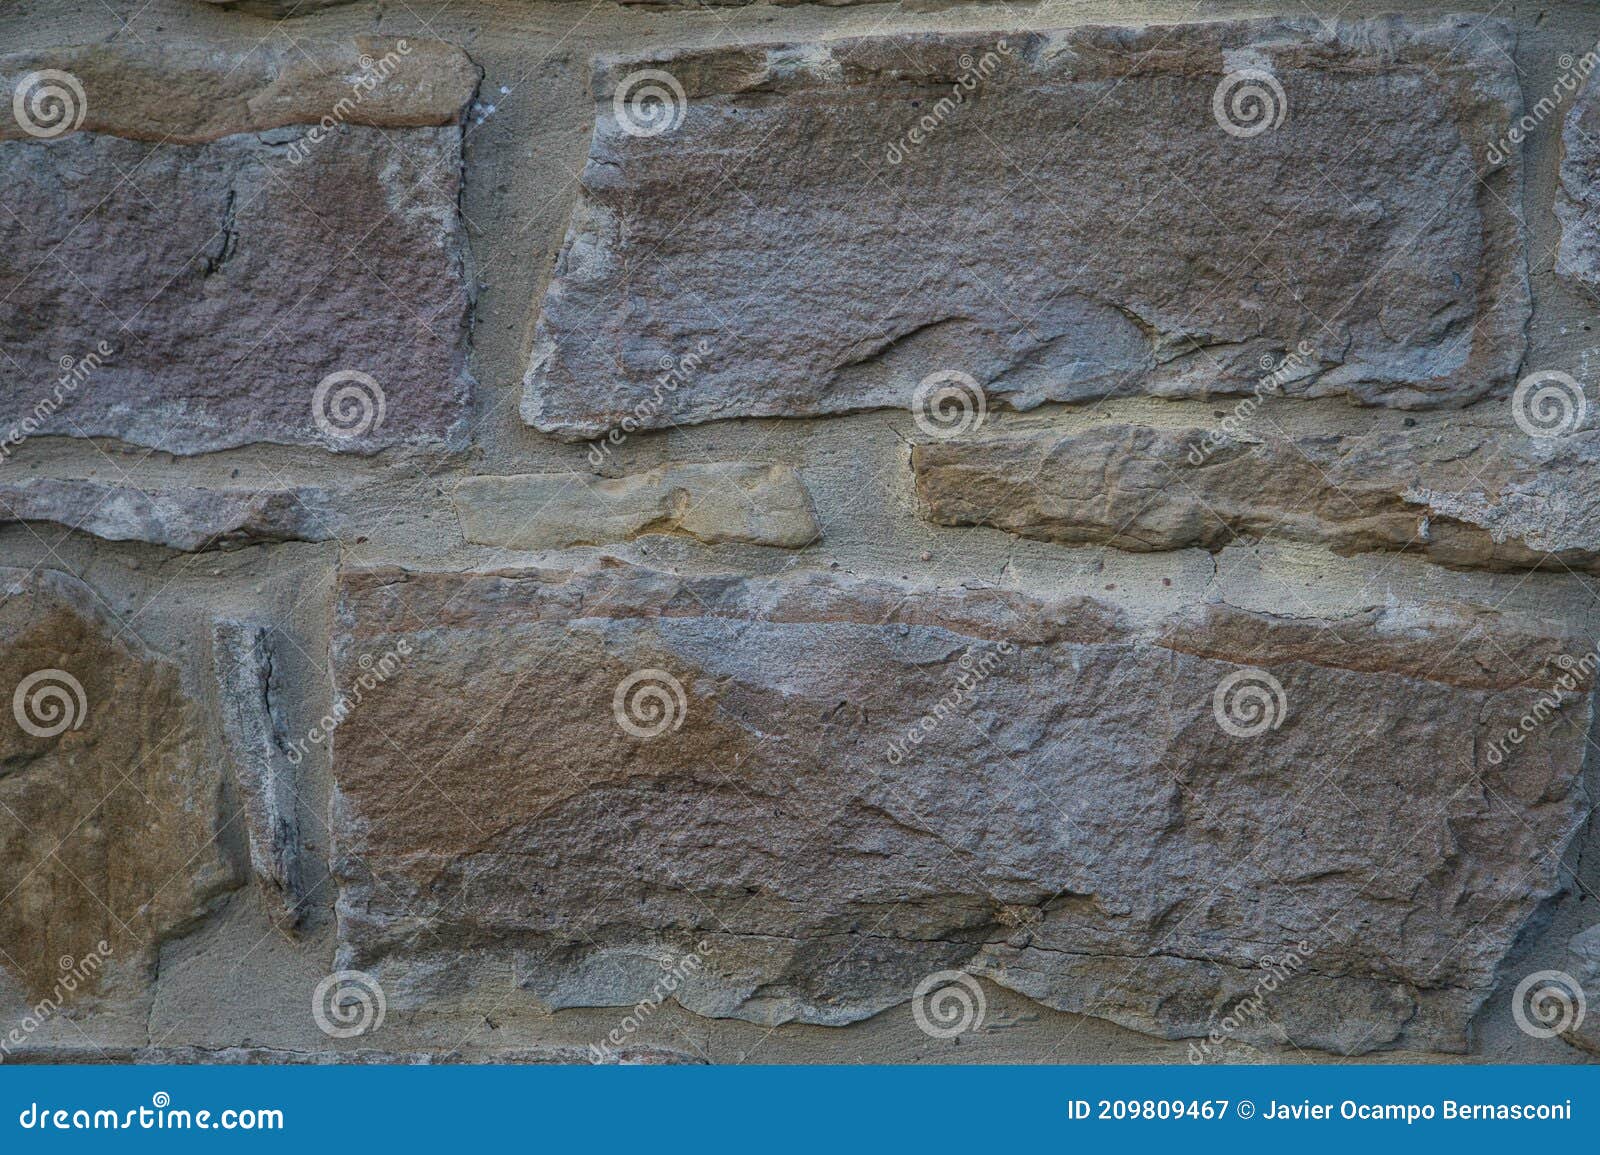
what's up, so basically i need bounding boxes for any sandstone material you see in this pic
[329,560,1588,1054]
[213,621,306,930]
[1557,72,1600,290]
[0,568,241,1003]
[0,40,476,455]
[523,17,1528,438]
[452,463,820,549]
[913,422,1600,573]
[0,478,335,551]
[11,1043,703,1064]
[0,38,479,144]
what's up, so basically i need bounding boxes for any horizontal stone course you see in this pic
[524,16,1527,437]
[913,421,1600,572]
[328,559,1589,1054]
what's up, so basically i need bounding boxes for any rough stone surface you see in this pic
[0,38,480,144]
[452,463,820,549]
[329,559,1589,1054]
[0,479,335,551]
[212,622,306,931]
[913,422,1600,572]
[1558,71,1600,291]
[523,17,1528,438]
[0,40,476,455]
[0,568,240,1003]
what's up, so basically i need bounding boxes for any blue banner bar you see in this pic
[1,1064,1595,1151]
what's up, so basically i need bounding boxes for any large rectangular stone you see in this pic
[329,560,1588,1054]
[523,17,1528,438]
[0,39,477,455]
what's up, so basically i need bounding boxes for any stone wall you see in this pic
[2,0,1599,1065]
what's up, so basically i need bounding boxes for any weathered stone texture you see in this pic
[1557,71,1600,290]
[0,479,334,551]
[213,622,306,930]
[329,560,1588,1054]
[0,568,240,1002]
[913,422,1600,573]
[452,463,820,549]
[0,40,476,455]
[524,17,1527,438]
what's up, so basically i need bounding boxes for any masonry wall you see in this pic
[2,0,1600,1064]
